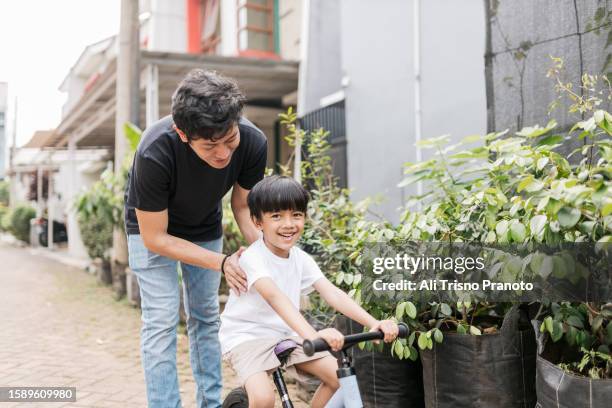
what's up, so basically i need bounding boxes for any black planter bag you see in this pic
[532,320,612,408]
[335,316,425,408]
[420,308,537,408]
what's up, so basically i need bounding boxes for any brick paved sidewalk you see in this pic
[0,243,307,407]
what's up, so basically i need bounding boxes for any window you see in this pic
[237,0,278,59]
[201,0,221,54]
[187,0,221,54]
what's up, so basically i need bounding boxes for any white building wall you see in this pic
[61,162,107,260]
[279,0,302,61]
[148,0,187,52]
[339,0,415,222]
[420,0,487,153]
[220,0,238,56]
[299,0,343,114]
[0,83,7,179]
[302,0,487,223]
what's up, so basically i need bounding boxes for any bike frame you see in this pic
[272,346,364,408]
[226,323,408,408]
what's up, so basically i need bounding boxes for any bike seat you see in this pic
[274,339,298,364]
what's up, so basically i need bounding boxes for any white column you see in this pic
[47,171,54,251]
[145,64,159,126]
[36,166,43,217]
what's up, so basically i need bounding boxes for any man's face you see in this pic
[175,124,240,169]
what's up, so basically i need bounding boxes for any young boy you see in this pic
[219,175,399,408]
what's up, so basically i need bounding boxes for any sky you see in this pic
[0,0,120,147]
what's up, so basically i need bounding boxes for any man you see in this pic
[124,69,267,408]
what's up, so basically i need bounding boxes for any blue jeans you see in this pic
[128,234,223,408]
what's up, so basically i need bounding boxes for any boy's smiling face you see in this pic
[254,209,305,258]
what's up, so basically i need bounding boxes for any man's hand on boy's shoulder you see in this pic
[369,320,400,344]
[223,247,248,295]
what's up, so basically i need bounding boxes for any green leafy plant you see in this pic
[74,123,142,260]
[0,180,9,206]
[278,108,411,348]
[5,204,36,242]
[393,107,610,359]
[391,61,611,362]
[74,168,116,260]
[0,204,9,232]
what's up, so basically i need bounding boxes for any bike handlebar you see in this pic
[303,322,409,356]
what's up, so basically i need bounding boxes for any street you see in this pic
[0,242,307,407]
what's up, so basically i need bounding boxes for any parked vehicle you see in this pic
[34,217,68,247]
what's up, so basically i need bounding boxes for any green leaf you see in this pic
[535,134,564,147]
[530,215,547,236]
[395,302,406,321]
[566,315,584,329]
[544,316,554,334]
[557,207,581,229]
[457,324,467,334]
[536,157,549,170]
[335,271,345,285]
[434,328,444,343]
[517,176,533,192]
[408,346,419,361]
[551,321,564,342]
[393,339,404,358]
[516,119,557,138]
[469,326,482,336]
[551,256,568,279]
[124,122,142,152]
[592,316,604,333]
[408,331,416,346]
[440,303,452,316]
[496,220,509,237]
[539,255,554,279]
[510,221,527,243]
[405,302,417,319]
[417,333,429,350]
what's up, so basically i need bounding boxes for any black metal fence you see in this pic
[299,100,348,188]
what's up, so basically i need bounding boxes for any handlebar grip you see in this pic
[303,322,410,357]
[303,338,328,357]
[398,322,409,338]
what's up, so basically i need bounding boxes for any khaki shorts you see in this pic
[224,336,332,385]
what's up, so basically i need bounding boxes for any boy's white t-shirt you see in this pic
[219,237,324,354]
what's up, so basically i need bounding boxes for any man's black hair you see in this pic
[171,69,246,141]
[247,175,310,220]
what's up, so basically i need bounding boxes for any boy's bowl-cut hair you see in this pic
[247,175,310,220]
[171,69,246,141]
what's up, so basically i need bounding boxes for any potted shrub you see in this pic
[390,96,611,407]
[535,303,612,407]
[75,175,115,285]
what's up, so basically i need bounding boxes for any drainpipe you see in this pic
[295,0,311,183]
[413,0,423,197]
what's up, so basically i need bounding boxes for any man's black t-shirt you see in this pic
[124,115,267,242]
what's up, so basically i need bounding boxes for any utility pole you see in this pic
[112,0,140,298]
[9,96,17,208]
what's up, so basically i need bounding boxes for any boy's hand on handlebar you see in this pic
[369,320,400,344]
[223,247,248,295]
[314,328,345,352]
